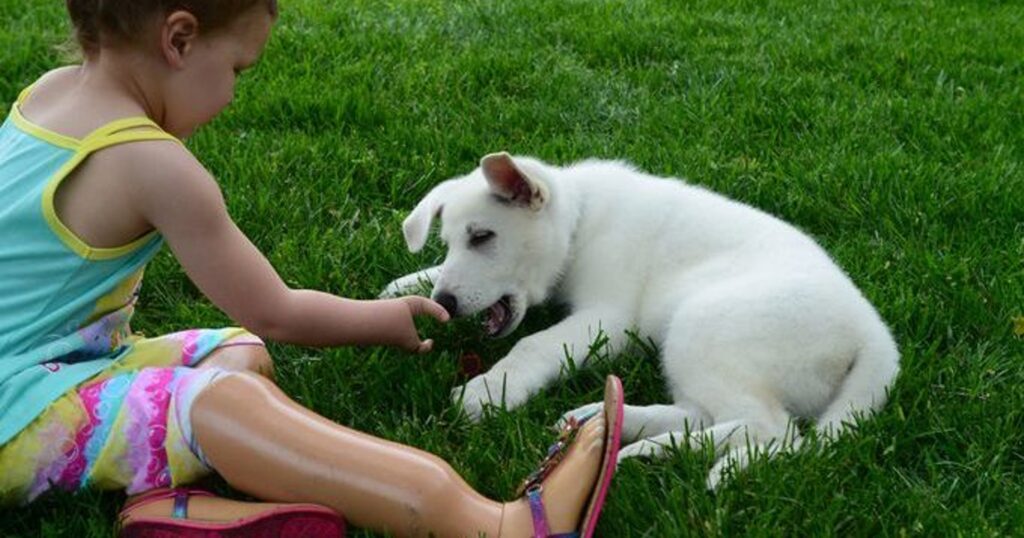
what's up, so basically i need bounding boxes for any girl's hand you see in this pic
[388,296,450,353]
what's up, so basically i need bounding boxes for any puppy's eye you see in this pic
[469,230,496,247]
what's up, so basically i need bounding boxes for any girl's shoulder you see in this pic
[19,65,155,142]
[18,65,81,111]
[26,65,80,89]
[18,64,193,174]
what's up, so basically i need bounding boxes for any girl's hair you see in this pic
[66,0,278,55]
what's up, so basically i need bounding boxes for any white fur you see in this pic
[382,153,900,488]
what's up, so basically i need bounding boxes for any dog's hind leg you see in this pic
[705,428,803,490]
[699,401,801,490]
[559,402,709,443]
[816,325,900,439]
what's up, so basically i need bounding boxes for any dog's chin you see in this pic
[482,295,523,337]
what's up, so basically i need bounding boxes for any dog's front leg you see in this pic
[379,265,443,298]
[453,309,629,421]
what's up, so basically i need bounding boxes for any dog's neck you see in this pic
[532,174,585,304]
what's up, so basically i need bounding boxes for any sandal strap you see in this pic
[520,409,603,537]
[121,488,215,518]
[518,409,601,496]
[527,486,550,537]
[526,485,580,538]
[172,490,190,519]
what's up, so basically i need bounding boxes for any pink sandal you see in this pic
[518,375,625,538]
[118,488,346,538]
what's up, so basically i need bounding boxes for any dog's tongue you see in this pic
[485,300,510,335]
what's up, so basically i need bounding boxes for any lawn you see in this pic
[2,0,1023,536]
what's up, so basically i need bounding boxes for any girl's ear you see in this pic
[161,10,200,68]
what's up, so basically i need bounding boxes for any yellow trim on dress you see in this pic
[11,102,183,260]
[39,151,162,260]
[11,83,80,149]
[9,105,80,150]
[16,83,34,106]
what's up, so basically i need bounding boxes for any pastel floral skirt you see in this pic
[0,328,262,505]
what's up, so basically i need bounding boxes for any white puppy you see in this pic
[382,152,899,488]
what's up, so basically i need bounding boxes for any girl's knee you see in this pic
[200,344,275,380]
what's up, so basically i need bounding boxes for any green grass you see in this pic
[2,0,1023,535]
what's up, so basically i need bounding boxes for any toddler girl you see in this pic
[0,1,623,536]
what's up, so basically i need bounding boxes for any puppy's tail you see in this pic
[816,322,900,438]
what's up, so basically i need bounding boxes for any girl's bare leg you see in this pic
[190,372,606,537]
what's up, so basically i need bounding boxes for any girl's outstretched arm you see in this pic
[129,142,447,351]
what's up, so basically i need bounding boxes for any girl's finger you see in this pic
[410,297,450,322]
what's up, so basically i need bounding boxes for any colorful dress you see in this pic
[0,83,263,504]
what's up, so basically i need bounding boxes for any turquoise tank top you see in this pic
[0,84,181,446]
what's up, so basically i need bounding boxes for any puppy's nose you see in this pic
[434,292,458,318]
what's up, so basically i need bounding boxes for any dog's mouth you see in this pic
[483,295,515,337]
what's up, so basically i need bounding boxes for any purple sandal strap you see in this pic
[519,409,607,537]
[527,486,550,537]
[172,490,190,519]
[526,485,580,538]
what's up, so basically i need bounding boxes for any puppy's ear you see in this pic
[403,181,455,253]
[481,152,549,210]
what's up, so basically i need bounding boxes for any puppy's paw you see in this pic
[706,458,734,491]
[452,373,534,421]
[379,272,432,299]
[451,375,501,422]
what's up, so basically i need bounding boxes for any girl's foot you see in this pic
[500,416,607,536]
[500,375,625,537]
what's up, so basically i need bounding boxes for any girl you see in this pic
[0,1,624,536]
